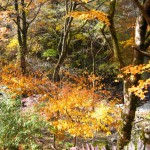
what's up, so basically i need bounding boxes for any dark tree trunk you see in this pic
[21,0,28,74]
[117,78,140,149]
[14,0,28,75]
[117,1,149,148]
[14,0,43,75]
[132,0,150,24]
[91,41,95,76]
[108,0,124,68]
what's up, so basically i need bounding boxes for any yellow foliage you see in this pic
[119,61,150,99]
[81,0,89,2]
[75,0,89,3]
[7,38,19,51]
[0,63,121,139]
[74,33,86,40]
[120,37,134,48]
[68,10,110,26]
[56,25,62,31]
[129,79,150,99]
[120,61,150,76]
[42,83,120,138]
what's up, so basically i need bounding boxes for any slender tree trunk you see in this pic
[91,41,95,75]
[53,17,72,81]
[15,0,28,75]
[117,8,148,150]
[20,47,26,74]
[90,40,96,88]
[21,0,28,74]
[108,0,124,68]
[101,25,112,53]
[53,1,77,81]
[74,136,77,147]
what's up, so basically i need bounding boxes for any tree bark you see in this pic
[108,0,124,68]
[132,0,150,24]
[53,1,77,81]
[14,0,27,75]
[14,0,43,75]
[117,1,149,148]
[117,77,139,150]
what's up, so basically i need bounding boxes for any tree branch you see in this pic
[132,46,150,57]
[132,0,150,24]
[0,0,10,10]
[27,0,33,8]
[144,36,150,49]
[27,5,42,26]
[13,19,23,33]
[27,0,48,27]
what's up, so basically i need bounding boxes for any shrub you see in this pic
[0,98,46,150]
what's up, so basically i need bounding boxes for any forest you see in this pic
[0,0,150,149]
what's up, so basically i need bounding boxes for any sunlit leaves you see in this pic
[0,63,121,140]
[0,63,54,98]
[118,61,150,99]
[120,37,134,48]
[74,0,89,3]
[6,38,19,51]
[68,10,110,26]
[41,78,120,138]
[129,79,150,100]
[119,62,150,77]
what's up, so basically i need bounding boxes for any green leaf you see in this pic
[42,49,58,57]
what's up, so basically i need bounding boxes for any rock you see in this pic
[134,101,150,143]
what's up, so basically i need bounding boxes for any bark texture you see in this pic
[108,0,124,68]
[14,0,43,74]
[53,0,77,81]
[117,0,150,149]
[14,0,28,75]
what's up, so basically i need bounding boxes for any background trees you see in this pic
[0,0,150,149]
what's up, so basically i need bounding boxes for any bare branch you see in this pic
[72,20,87,36]
[100,24,112,51]
[12,19,23,33]
[132,0,150,24]
[144,36,150,49]
[132,46,150,57]
[27,0,33,8]
[27,5,42,27]
[27,0,49,27]
[79,2,90,11]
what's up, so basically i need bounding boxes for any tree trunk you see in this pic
[117,4,148,149]
[108,0,124,68]
[20,47,26,74]
[14,0,28,75]
[20,0,28,74]
[117,78,139,150]
[53,1,77,81]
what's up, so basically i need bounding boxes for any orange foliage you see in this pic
[68,10,110,26]
[0,63,121,138]
[118,62,150,99]
[120,37,134,48]
[0,63,55,98]
[119,62,150,77]
[128,79,150,99]
[41,83,120,138]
